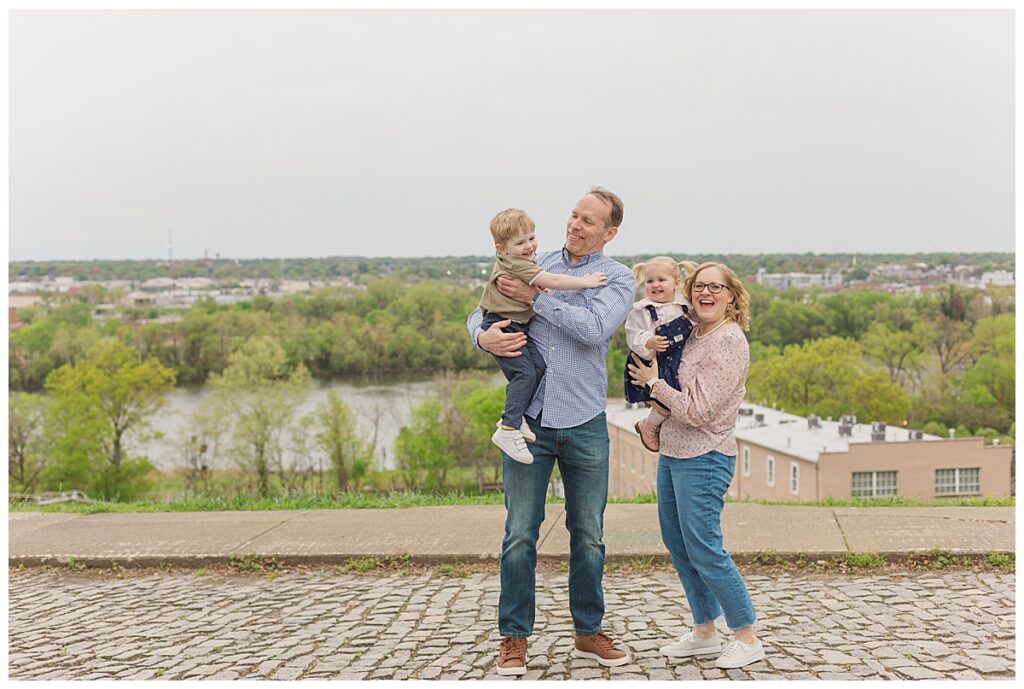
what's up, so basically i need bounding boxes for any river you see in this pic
[138,372,502,473]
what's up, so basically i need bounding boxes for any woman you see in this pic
[627,261,764,670]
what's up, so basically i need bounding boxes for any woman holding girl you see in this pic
[628,261,764,670]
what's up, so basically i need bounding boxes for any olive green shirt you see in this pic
[478,253,546,323]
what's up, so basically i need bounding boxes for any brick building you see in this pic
[606,402,1012,501]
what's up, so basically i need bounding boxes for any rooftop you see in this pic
[606,401,943,463]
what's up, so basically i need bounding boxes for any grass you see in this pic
[986,552,1015,571]
[740,548,1014,574]
[8,490,509,514]
[8,490,1013,514]
[844,551,886,569]
[228,554,284,574]
[340,554,414,574]
[605,555,660,573]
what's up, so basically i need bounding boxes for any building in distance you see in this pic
[606,402,1011,502]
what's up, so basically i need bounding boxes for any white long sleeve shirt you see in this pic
[624,297,692,361]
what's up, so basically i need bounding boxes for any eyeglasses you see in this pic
[692,281,727,294]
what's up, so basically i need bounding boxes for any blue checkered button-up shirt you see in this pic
[468,247,634,429]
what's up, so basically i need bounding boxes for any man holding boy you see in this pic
[466,187,635,675]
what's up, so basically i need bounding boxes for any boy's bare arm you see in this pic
[532,271,607,291]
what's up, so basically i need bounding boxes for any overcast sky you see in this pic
[9,9,1015,261]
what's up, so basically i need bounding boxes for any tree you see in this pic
[9,393,49,493]
[749,298,828,348]
[395,398,456,493]
[314,390,372,492]
[747,337,910,424]
[449,379,506,489]
[935,282,985,323]
[44,339,175,500]
[861,322,926,384]
[206,336,312,497]
[918,319,974,376]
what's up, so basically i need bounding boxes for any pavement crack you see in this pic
[227,511,314,556]
[536,504,566,551]
[831,509,851,552]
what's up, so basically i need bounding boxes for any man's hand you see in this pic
[478,318,527,358]
[645,335,669,353]
[496,275,540,304]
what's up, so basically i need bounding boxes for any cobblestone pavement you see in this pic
[8,568,1015,680]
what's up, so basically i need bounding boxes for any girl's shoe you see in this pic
[634,419,661,452]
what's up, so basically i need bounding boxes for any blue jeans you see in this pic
[498,412,609,638]
[657,451,756,630]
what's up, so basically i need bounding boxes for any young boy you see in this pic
[479,208,607,464]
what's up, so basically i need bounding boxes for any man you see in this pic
[467,187,635,675]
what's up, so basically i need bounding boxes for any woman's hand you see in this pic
[627,353,659,388]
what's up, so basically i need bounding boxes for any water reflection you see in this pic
[141,372,501,472]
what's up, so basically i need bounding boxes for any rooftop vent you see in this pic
[838,423,853,437]
[808,415,821,429]
[871,421,886,442]
[754,413,765,426]
[840,414,857,426]
[738,407,753,416]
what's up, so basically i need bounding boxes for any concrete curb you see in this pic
[9,549,1013,571]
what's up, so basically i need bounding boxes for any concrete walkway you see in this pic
[8,503,1014,568]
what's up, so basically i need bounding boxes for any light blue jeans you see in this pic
[657,451,756,630]
[498,412,609,638]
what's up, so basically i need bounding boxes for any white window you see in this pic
[852,471,898,498]
[790,462,800,496]
[742,447,750,477]
[767,455,775,487]
[935,468,980,496]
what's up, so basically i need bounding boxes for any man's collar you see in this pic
[560,246,604,266]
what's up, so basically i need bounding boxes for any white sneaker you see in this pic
[659,631,722,658]
[496,419,536,443]
[715,639,765,669]
[492,427,534,464]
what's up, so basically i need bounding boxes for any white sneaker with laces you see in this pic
[715,639,765,669]
[659,631,722,658]
[492,427,534,464]
[497,420,536,443]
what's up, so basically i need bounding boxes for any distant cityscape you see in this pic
[7,253,1015,329]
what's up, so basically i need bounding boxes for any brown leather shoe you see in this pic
[573,631,631,667]
[634,419,661,453]
[496,636,527,676]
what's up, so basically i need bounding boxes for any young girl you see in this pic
[623,256,695,452]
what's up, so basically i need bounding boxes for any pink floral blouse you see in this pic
[648,320,749,459]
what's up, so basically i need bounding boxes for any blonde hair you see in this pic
[631,256,695,288]
[683,262,751,331]
[489,208,535,244]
